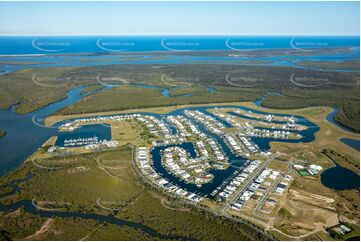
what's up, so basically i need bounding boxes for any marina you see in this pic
[2,84,358,203]
[51,105,320,200]
[0,2,359,240]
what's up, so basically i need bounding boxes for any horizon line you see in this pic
[0,34,360,37]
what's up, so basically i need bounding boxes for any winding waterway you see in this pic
[340,138,360,151]
[0,84,359,239]
[0,82,218,175]
[56,103,319,197]
[254,97,360,152]
[0,85,358,189]
[0,175,192,240]
[325,107,360,151]
[325,107,357,133]
[0,36,359,238]
[0,86,99,175]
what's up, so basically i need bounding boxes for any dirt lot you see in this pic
[110,121,142,146]
[274,189,339,237]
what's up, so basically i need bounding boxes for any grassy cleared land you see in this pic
[48,102,360,164]
[1,102,359,240]
[207,103,360,239]
[258,104,360,171]
[111,121,144,146]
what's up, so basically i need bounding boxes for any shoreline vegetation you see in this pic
[0,101,359,240]
[0,130,6,138]
[0,146,270,241]
[47,101,360,152]
[43,101,360,168]
[0,61,359,131]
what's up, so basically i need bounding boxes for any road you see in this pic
[253,175,283,216]
[220,153,277,214]
[253,161,293,216]
[131,145,275,240]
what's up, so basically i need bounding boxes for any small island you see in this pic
[0,130,6,138]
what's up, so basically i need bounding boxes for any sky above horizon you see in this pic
[0,1,359,36]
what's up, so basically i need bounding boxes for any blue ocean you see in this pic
[0,36,359,55]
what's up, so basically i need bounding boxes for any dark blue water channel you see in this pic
[0,83,217,175]
[141,104,319,197]
[0,85,359,194]
[325,107,357,133]
[0,85,106,175]
[55,124,111,147]
[340,138,360,151]
[320,156,360,191]
[324,108,360,151]
[254,96,360,152]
